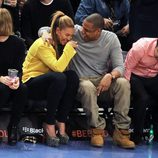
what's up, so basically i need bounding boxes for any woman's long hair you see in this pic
[50,11,74,58]
[0,8,13,36]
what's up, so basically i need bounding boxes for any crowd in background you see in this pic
[0,0,158,149]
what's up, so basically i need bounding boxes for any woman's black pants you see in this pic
[0,83,27,126]
[26,70,79,125]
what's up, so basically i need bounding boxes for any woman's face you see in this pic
[56,27,75,45]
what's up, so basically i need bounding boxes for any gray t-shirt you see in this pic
[69,25,124,78]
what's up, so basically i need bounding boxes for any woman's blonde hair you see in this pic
[50,11,74,57]
[0,8,13,36]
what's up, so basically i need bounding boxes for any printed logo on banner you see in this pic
[0,129,7,138]
[22,127,43,134]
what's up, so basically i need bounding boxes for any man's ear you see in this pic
[96,28,101,35]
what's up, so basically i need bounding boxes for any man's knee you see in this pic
[79,80,96,94]
[115,78,130,90]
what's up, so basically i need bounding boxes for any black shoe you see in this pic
[7,125,18,146]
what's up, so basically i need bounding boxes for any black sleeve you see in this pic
[21,2,34,49]
[12,37,26,78]
[62,0,75,21]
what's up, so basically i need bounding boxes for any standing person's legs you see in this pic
[150,98,158,141]
[145,75,158,141]
[130,74,149,144]
[109,78,135,148]
[77,79,105,147]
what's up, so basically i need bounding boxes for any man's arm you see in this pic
[110,34,124,77]
[124,45,144,80]
[97,34,123,95]
[21,2,34,48]
[75,0,95,25]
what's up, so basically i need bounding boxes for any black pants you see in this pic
[0,83,28,125]
[26,70,79,125]
[130,74,158,138]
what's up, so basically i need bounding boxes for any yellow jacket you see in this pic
[22,38,76,83]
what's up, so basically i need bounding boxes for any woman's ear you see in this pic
[56,27,60,36]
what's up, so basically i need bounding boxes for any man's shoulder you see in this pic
[102,30,116,36]
[101,30,117,40]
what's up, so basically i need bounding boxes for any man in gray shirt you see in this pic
[69,13,135,148]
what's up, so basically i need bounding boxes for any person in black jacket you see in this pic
[21,0,74,49]
[129,0,158,43]
[0,8,27,145]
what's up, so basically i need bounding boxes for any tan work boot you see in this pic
[113,128,135,149]
[90,128,104,147]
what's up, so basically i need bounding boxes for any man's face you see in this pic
[81,20,100,42]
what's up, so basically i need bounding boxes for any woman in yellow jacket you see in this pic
[22,11,79,147]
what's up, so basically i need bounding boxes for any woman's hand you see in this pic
[67,41,78,49]
[9,77,20,90]
[0,76,13,86]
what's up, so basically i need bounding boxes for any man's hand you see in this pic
[117,24,129,37]
[42,31,52,44]
[97,73,112,96]
[104,18,113,30]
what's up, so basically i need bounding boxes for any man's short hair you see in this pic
[84,13,104,30]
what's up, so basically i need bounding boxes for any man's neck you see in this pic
[40,0,53,5]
